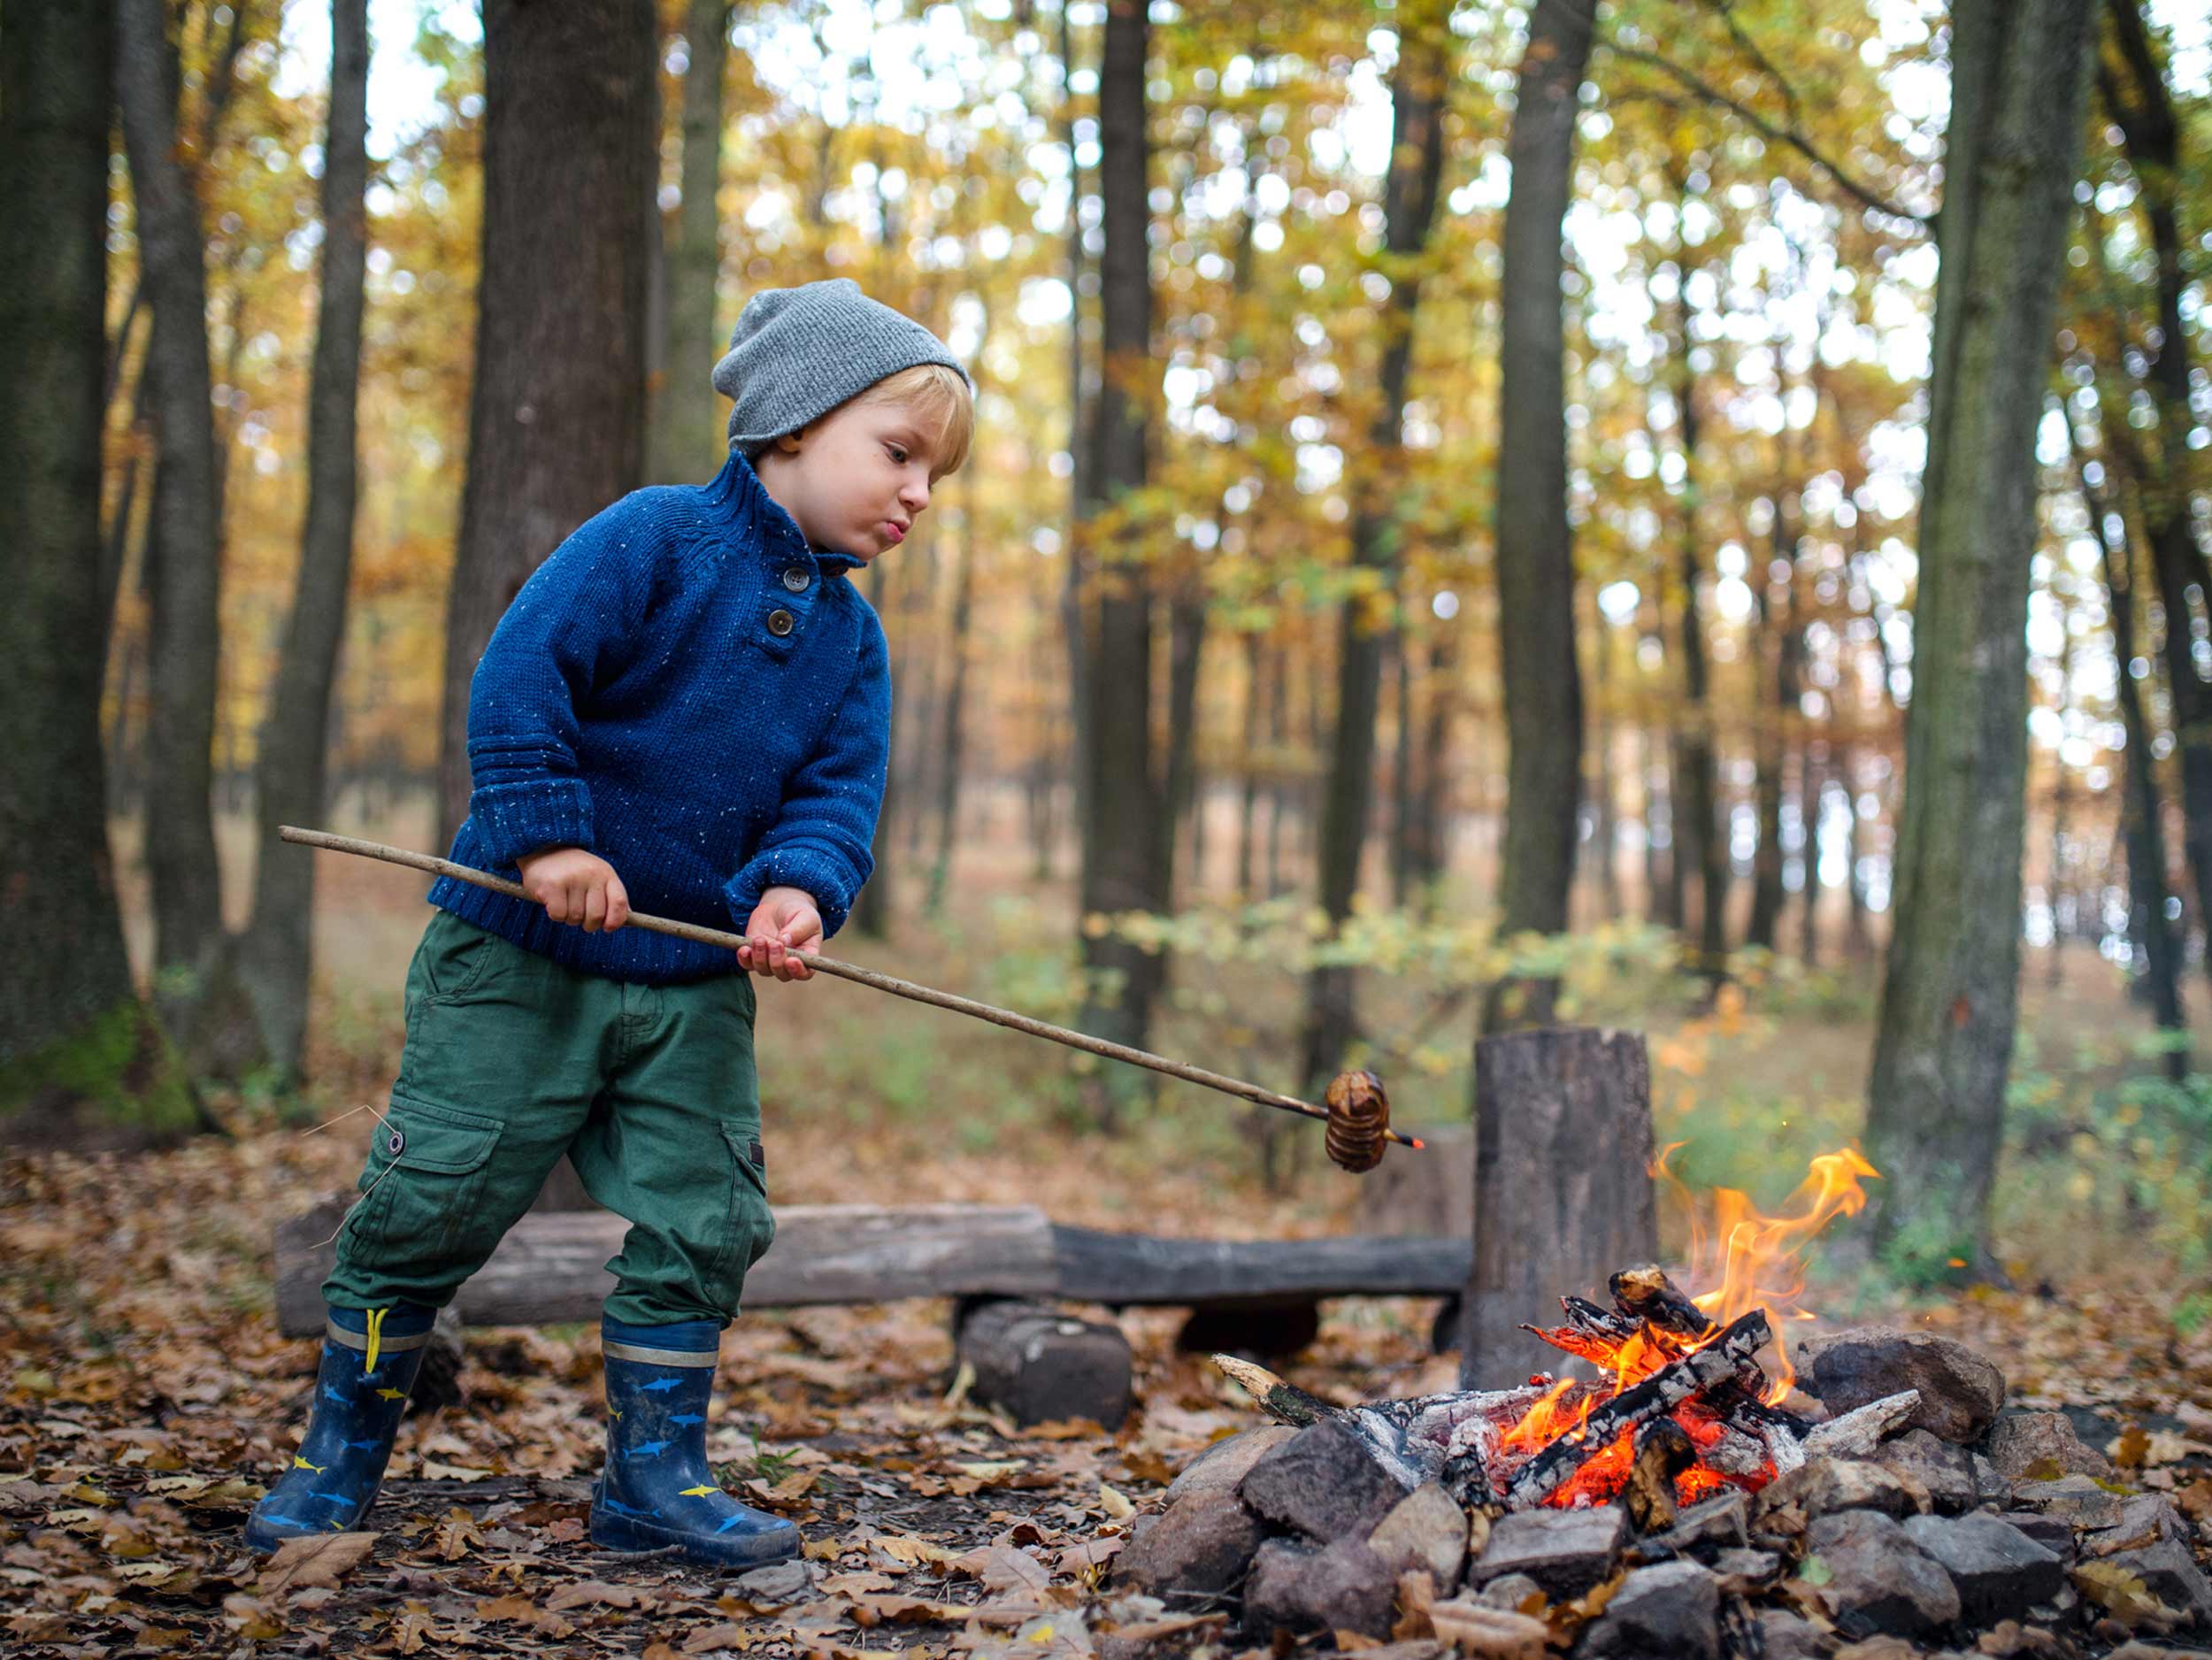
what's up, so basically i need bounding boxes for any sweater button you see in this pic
[766,609,795,636]
[781,565,810,592]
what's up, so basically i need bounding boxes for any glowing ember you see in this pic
[1496,1147,1880,1510]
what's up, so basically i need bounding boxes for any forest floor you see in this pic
[9,796,2212,1656]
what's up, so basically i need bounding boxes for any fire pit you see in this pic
[1106,1150,2212,1656]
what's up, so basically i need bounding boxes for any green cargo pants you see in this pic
[324,911,774,1327]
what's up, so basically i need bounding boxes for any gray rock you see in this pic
[1757,1456,1931,1521]
[1164,1425,1297,1505]
[1472,1572,1543,1612]
[1998,1511,2076,1560]
[1876,1430,1978,1515]
[1111,1489,1265,1602]
[1648,1491,1750,1555]
[1798,1327,2007,1443]
[1753,1609,1832,1660]
[1973,1452,2013,1508]
[2009,1473,2126,1525]
[1239,1418,1412,1543]
[1578,1559,1720,1659]
[1983,1410,2116,1482]
[1241,1535,1396,1640]
[1802,1509,1962,1639]
[1901,1512,2065,1623]
[1712,1547,1781,1582]
[1367,1483,1468,1586]
[1464,1504,1626,1598]
[2078,1492,2190,1557]
[2102,1538,2212,1626]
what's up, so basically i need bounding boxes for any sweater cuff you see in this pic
[724,847,856,941]
[467,778,595,868]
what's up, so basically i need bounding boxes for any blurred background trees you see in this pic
[5,0,2210,1280]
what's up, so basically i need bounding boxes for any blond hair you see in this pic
[854,363,974,478]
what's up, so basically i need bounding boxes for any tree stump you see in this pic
[1460,1026,1657,1387]
[954,1298,1133,1429]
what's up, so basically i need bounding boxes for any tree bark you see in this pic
[2074,415,2186,1075]
[1,0,201,1138]
[240,0,371,1083]
[1299,2,1449,1091]
[437,0,659,846]
[1483,0,1593,1031]
[1863,0,2097,1274]
[118,0,244,1069]
[1667,242,1727,980]
[1075,0,1165,1121]
[649,0,730,485]
[1747,485,1799,952]
[928,471,980,917]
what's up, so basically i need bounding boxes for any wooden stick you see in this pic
[280,826,1422,1151]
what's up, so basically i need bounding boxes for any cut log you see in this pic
[1175,1301,1321,1357]
[273,1198,1465,1336]
[954,1298,1133,1429]
[1463,1028,1659,1386]
[1502,1309,1772,1509]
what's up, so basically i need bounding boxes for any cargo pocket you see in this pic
[414,916,511,1006]
[710,1125,776,1302]
[348,1095,506,1268]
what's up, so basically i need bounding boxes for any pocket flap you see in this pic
[384,1095,503,1175]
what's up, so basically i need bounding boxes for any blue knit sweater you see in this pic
[426,452,891,983]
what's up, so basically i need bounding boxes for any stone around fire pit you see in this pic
[1241,1535,1396,1640]
[1756,1455,1932,1522]
[1239,1418,1413,1542]
[1801,1509,1962,1639]
[1648,1490,1751,1556]
[1366,1483,1470,1585]
[1984,1409,2117,1482]
[1463,1503,1627,1598]
[1901,1512,2066,1624]
[1752,1608,1831,1660]
[2011,1472,2129,1526]
[2100,1538,2212,1627]
[1111,1488,1264,1603]
[1875,1428,1978,1514]
[1578,1558,1722,1659]
[1797,1327,2008,1443]
[1162,1425,1295,1505]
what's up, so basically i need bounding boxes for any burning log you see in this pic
[1502,1308,1773,1510]
[1609,1264,1719,1341]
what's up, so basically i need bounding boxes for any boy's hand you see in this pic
[739,886,822,981]
[517,847,631,933]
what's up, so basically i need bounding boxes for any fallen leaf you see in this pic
[548,1579,657,1611]
[475,1594,574,1637]
[1097,1482,1133,1520]
[256,1532,376,1595]
[434,1506,485,1561]
[2073,1561,2182,1631]
[1424,1599,1548,1660]
[685,1621,764,1652]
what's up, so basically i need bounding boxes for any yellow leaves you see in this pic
[256,1531,376,1595]
[432,1505,484,1561]
[1096,1481,1134,1520]
[2073,1559,2185,1630]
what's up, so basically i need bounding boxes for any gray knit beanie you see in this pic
[713,278,970,457]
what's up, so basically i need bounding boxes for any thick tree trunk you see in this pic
[2075,423,2187,1074]
[118,0,250,1072]
[649,0,730,485]
[1057,0,1093,883]
[240,0,371,1083]
[1483,0,1593,1031]
[1863,0,2096,1274]
[437,0,659,846]
[1,0,201,1139]
[1076,0,1165,1121]
[1298,4,1448,1091]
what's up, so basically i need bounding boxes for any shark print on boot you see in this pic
[244,1303,434,1551]
[590,1317,800,1568]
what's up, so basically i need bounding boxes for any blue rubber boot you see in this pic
[243,1303,434,1551]
[589,1318,800,1568]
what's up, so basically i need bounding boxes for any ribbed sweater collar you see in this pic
[705,450,868,577]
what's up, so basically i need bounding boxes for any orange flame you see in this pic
[1495,1146,1880,1503]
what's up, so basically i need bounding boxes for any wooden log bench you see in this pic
[273,1198,1468,1428]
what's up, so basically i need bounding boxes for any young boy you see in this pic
[245,280,972,1567]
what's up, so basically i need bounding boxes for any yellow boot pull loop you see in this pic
[364,1306,388,1374]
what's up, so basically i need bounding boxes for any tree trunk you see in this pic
[118,0,253,1072]
[240,0,371,1084]
[1863,0,2097,1276]
[1,0,202,1139]
[1057,0,1093,888]
[1075,0,1164,1123]
[1238,632,1264,897]
[928,473,979,918]
[2095,0,2212,983]
[1483,0,1593,1032]
[1164,591,1206,907]
[1589,621,1622,921]
[1298,2,1448,1091]
[2074,417,2186,1075]
[437,0,659,847]
[1413,629,1455,913]
[649,0,730,485]
[1668,266,1727,980]
[1747,488,1797,953]
[851,556,898,936]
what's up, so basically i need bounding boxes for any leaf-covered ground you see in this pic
[7,1112,2212,1660]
